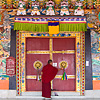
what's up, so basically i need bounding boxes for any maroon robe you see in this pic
[42,64,58,98]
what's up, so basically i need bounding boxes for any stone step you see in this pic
[22,91,80,96]
[16,95,85,99]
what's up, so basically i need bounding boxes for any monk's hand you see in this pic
[58,68,64,71]
[61,67,64,70]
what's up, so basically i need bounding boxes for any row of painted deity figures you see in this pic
[17,0,84,16]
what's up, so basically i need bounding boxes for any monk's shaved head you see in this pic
[48,60,52,64]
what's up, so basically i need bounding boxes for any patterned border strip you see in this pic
[16,31,22,95]
[21,32,26,92]
[82,33,85,95]
[93,75,100,80]
[0,75,9,80]
[75,33,80,92]
[19,32,22,95]
[80,33,83,95]
[15,17,86,24]
[0,77,9,80]
[16,31,20,95]
[80,33,85,95]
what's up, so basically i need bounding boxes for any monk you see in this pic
[41,60,63,99]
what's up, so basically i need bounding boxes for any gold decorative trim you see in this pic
[33,60,43,69]
[55,75,75,79]
[49,38,53,60]
[27,51,50,54]
[26,75,37,79]
[49,38,53,89]
[59,61,68,69]
[27,50,75,54]
[52,50,75,54]
[26,75,75,79]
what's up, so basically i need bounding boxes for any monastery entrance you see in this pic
[26,38,76,91]
[16,31,85,96]
[15,16,86,96]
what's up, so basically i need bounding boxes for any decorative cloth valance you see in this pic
[48,21,59,35]
[14,16,87,32]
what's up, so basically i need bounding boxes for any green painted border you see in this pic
[0,75,9,77]
[0,14,1,21]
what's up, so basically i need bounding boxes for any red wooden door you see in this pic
[26,38,75,91]
[26,38,50,91]
[53,38,75,91]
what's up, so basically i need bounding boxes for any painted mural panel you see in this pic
[91,30,100,80]
[91,30,100,90]
[0,10,11,76]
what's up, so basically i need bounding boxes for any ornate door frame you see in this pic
[16,31,85,96]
